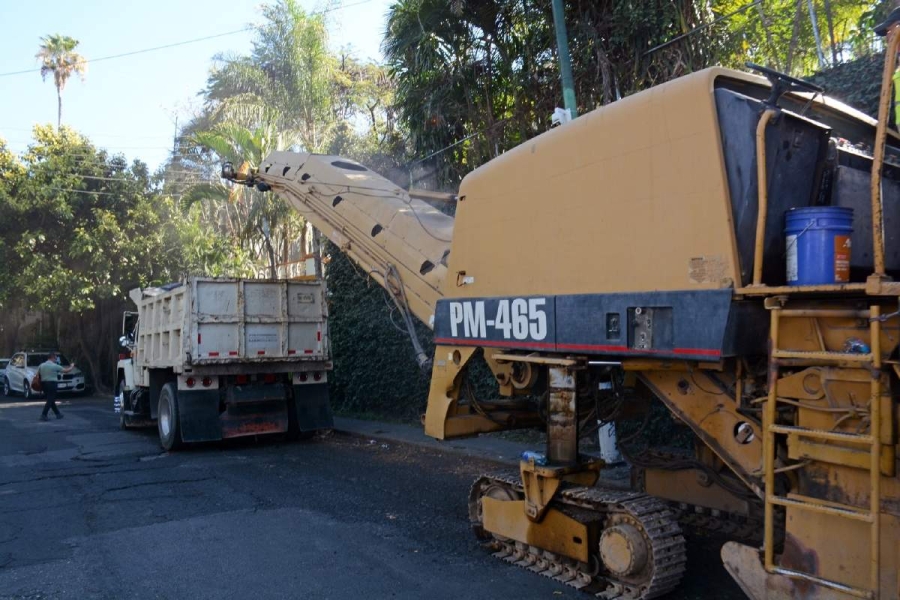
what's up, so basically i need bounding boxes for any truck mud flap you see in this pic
[292,383,333,431]
[216,384,290,439]
[178,390,224,443]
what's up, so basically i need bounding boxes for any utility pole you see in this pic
[172,115,179,156]
[550,0,578,120]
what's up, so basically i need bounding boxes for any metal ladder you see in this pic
[763,303,884,599]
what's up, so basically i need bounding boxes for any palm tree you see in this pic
[185,118,304,277]
[36,34,87,129]
[202,0,334,152]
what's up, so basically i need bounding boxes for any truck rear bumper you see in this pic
[176,382,333,443]
[177,388,289,442]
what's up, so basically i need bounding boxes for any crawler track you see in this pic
[469,471,687,599]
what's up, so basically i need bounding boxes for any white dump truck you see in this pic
[114,278,333,450]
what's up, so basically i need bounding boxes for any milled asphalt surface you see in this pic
[0,395,744,600]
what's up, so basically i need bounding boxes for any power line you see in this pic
[46,187,130,196]
[0,0,378,79]
[0,126,172,140]
[0,28,251,78]
[2,140,199,150]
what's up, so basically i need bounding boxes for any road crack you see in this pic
[99,477,215,497]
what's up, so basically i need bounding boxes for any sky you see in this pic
[0,0,395,170]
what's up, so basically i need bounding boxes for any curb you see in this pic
[330,420,634,488]
[330,422,527,467]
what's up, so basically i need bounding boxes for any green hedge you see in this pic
[808,53,884,118]
[324,243,435,421]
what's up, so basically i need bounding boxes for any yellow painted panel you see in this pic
[445,68,748,298]
[481,497,593,563]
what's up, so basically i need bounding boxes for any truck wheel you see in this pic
[157,383,183,451]
[118,379,132,430]
[2,378,11,397]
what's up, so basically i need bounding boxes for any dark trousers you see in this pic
[41,381,60,417]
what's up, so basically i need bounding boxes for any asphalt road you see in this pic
[0,395,745,600]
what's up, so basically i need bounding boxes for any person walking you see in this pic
[38,351,75,421]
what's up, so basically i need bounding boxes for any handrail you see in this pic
[870,26,900,280]
[752,109,777,286]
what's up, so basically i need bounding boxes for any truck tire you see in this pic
[157,383,183,451]
[118,379,132,430]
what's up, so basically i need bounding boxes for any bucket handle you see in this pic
[785,221,815,254]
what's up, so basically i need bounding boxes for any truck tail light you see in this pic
[202,377,212,388]
[299,373,308,382]
[186,377,196,388]
[313,372,322,382]
[263,373,277,384]
[235,375,249,385]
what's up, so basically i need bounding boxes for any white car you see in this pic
[2,351,86,398]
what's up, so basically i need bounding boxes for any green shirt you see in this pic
[38,361,65,381]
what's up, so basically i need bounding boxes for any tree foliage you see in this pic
[179,0,404,280]
[383,0,888,188]
[717,0,883,74]
[0,127,243,389]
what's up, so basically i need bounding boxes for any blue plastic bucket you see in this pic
[784,207,853,285]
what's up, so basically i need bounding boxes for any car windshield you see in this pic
[26,354,71,367]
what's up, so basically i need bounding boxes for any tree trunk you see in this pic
[823,0,839,66]
[76,313,105,394]
[260,225,276,278]
[756,2,782,71]
[282,222,289,267]
[300,220,308,257]
[312,227,322,278]
[57,87,62,129]
[785,0,805,75]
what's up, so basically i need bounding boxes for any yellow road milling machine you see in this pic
[222,17,900,600]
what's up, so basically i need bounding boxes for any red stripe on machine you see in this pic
[674,347,721,357]
[208,351,219,357]
[434,338,555,350]
[304,349,313,354]
[555,342,721,357]
[257,350,266,355]
[434,337,720,358]
[288,350,297,355]
[198,333,201,344]
[229,351,238,356]
[556,343,627,352]
[317,331,321,341]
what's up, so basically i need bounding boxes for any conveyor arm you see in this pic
[223,152,454,365]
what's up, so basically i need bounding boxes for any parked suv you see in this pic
[2,351,85,398]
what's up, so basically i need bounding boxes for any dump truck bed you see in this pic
[133,278,328,372]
